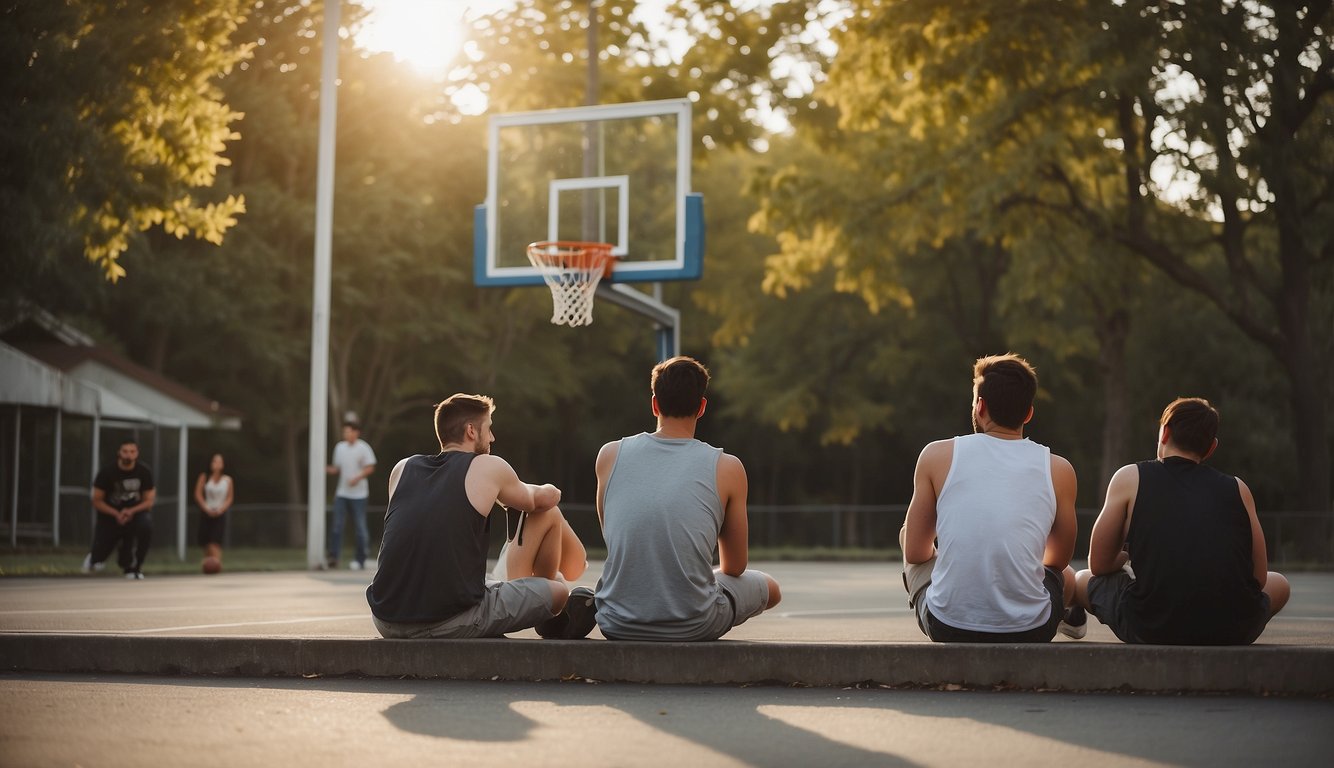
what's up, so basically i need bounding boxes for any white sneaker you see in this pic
[1058,606,1088,640]
[349,561,363,571]
[81,555,105,574]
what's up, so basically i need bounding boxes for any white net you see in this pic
[526,242,614,327]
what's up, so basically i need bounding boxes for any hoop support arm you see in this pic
[596,284,681,360]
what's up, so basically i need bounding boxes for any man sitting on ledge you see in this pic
[1075,397,1290,644]
[367,394,593,639]
[900,353,1082,642]
[593,356,781,641]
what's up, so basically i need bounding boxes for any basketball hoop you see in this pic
[526,241,616,327]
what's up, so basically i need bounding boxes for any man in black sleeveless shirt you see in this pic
[1075,398,1290,644]
[366,394,593,639]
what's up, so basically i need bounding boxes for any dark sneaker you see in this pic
[535,586,597,639]
[1059,606,1087,639]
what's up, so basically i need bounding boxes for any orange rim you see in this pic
[527,241,617,278]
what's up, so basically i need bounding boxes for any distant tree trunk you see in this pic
[1095,307,1131,500]
[843,452,862,548]
[144,322,170,374]
[284,418,305,547]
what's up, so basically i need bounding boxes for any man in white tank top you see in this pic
[900,354,1084,642]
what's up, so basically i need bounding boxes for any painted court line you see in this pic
[0,606,260,616]
[0,614,370,634]
[775,607,909,618]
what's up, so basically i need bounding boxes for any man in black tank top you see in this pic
[366,394,595,639]
[1074,398,1290,644]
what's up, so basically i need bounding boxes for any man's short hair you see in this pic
[651,356,711,419]
[342,420,361,431]
[434,394,495,447]
[972,353,1038,430]
[119,438,138,448]
[1159,397,1219,457]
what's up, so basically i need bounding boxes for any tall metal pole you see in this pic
[52,409,61,546]
[581,0,599,241]
[176,425,188,562]
[307,0,340,570]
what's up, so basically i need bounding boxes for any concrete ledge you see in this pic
[3,634,1332,695]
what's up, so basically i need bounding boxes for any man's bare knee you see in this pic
[1061,565,1076,607]
[547,580,570,614]
[1074,569,1093,609]
[765,575,782,609]
[1264,571,1290,615]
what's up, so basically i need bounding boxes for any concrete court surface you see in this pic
[1,560,1332,645]
[2,674,1333,768]
[3,562,1333,767]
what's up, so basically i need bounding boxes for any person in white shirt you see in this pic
[900,353,1084,642]
[327,421,376,570]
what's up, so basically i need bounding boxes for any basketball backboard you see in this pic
[474,99,703,287]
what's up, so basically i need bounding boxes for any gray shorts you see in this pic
[600,569,771,642]
[707,570,771,640]
[373,577,555,639]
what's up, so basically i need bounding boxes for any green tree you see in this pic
[1,0,249,294]
[762,0,1332,510]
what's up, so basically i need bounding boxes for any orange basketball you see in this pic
[201,556,222,575]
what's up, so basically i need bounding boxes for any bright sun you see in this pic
[354,0,470,79]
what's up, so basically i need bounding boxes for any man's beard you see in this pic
[474,441,492,456]
[971,410,983,434]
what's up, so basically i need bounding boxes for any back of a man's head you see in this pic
[1159,397,1219,457]
[434,394,495,447]
[972,354,1038,430]
[651,356,710,419]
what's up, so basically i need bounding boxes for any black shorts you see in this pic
[197,512,227,547]
[1086,570,1273,645]
[919,566,1065,643]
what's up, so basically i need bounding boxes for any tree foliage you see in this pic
[15,0,1330,545]
[753,0,1333,509]
[1,0,250,291]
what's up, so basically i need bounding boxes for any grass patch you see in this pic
[751,546,899,562]
[2,545,901,576]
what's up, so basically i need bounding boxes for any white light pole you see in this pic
[307,0,340,569]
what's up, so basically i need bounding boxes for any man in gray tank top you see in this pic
[594,356,782,641]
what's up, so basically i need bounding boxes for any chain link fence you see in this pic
[127,502,1333,567]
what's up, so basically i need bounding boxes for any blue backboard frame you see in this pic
[473,99,703,287]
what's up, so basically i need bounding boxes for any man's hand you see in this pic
[531,483,561,513]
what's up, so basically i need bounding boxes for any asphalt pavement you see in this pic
[3,675,1332,768]
[2,561,1332,694]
